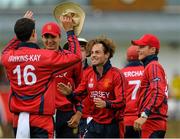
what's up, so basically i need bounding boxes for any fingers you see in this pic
[60,15,73,23]
[59,15,73,32]
[93,98,105,108]
[133,121,142,131]
[67,119,78,128]
[24,10,34,20]
[67,82,72,90]
[57,82,68,95]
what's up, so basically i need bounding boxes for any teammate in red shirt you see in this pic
[41,22,83,138]
[122,45,144,138]
[1,11,81,138]
[58,37,126,138]
[132,34,168,138]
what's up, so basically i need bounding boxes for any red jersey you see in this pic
[54,56,82,111]
[68,61,126,124]
[137,55,168,121]
[121,61,144,126]
[1,31,81,115]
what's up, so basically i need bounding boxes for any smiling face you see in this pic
[137,45,156,60]
[42,34,61,50]
[90,43,109,66]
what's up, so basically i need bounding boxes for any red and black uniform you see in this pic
[68,60,126,138]
[137,54,168,138]
[121,61,144,138]
[1,30,81,138]
[54,48,83,138]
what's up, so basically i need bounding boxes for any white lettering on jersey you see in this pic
[90,91,110,99]
[55,72,67,78]
[124,70,144,78]
[8,55,41,62]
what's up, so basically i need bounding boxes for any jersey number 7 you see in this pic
[129,80,141,100]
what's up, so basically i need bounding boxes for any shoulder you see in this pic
[110,67,124,78]
[84,66,93,73]
[146,61,164,71]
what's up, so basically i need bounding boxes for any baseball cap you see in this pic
[131,34,160,50]
[41,22,61,36]
[126,45,139,61]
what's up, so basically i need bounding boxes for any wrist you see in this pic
[66,30,74,36]
[141,112,148,119]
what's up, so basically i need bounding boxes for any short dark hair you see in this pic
[14,18,35,42]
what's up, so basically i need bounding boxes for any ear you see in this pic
[151,47,156,54]
[31,29,36,37]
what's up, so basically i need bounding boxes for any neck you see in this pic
[26,40,36,43]
[96,65,104,76]
[96,59,107,76]
[27,36,36,43]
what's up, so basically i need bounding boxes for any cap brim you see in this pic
[53,2,85,36]
[131,40,146,46]
[42,32,59,36]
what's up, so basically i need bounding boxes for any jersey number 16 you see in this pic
[13,65,37,86]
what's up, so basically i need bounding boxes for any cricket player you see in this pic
[41,22,83,138]
[132,34,168,138]
[1,10,81,138]
[122,45,144,138]
[58,37,126,138]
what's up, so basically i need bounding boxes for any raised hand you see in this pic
[23,10,34,21]
[59,15,74,32]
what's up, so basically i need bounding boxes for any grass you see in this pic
[166,120,180,138]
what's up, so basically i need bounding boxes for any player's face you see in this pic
[42,34,61,50]
[81,47,87,62]
[90,43,109,66]
[137,45,154,60]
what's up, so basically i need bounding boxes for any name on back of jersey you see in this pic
[8,54,41,62]
[124,70,144,77]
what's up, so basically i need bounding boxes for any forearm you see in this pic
[66,30,81,59]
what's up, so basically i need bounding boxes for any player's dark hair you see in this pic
[14,18,35,42]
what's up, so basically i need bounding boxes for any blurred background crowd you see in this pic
[0,0,180,137]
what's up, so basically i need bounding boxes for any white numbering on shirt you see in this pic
[129,80,141,100]
[13,65,37,86]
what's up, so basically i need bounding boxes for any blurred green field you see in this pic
[166,120,180,138]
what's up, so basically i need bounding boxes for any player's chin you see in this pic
[47,47,56,50]
[91,59,97,65]
[138,55,144,61]
[91,61,98,66]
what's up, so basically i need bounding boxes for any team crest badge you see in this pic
[103,78,110,88]
[88,78,94,88]
[153,77,161,82]
[47,25,52,31]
